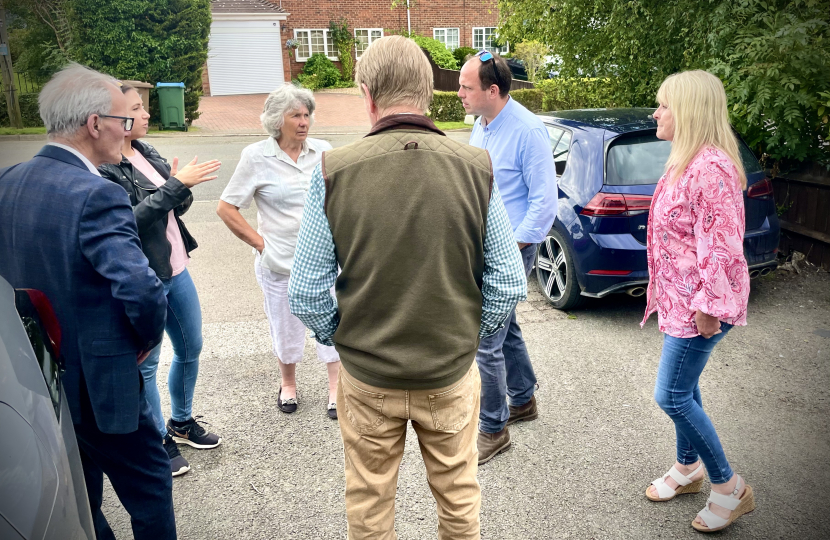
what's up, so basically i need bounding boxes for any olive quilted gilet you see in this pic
[322,115,493,390]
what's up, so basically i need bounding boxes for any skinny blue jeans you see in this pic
[476,244,537,434]
[139,268,203,438]
[654,323,734,484]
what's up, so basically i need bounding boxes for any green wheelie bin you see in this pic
[156,82,187,131]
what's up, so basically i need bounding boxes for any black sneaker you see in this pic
[167,417,222,449]
[164,434,190,477]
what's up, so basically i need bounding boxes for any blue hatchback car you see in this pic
[534,108,780,310]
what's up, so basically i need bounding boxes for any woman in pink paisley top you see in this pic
[642,71,755,533]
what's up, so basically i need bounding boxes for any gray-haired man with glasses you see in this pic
[0,63,174,540]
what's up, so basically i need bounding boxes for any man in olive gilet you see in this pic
[288,35,527,539]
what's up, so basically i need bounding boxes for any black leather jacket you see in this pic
[99,140,197,280]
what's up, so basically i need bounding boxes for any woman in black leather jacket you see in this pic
[99,83,222,477]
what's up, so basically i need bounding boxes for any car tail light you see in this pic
[580,193,652,216]
[747,178,773,199]
[15,289,62,359]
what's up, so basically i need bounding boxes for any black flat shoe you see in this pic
[277,386,297,414]
[327,402,338,420]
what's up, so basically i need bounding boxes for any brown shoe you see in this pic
[507,395,538,425]
[477,427,511,465]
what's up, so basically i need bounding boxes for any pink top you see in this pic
[127,151,189,277]
[641,147,750,338]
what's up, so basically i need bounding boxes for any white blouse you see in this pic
[221,136,333,275]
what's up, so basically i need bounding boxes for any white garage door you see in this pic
[208,20,285,96]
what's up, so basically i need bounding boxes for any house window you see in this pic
[293,29,338,62]
[355,28,383,58]
[433,28,459,50]
[472,27,508,54]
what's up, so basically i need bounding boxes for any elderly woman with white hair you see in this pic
[217,84,340,419]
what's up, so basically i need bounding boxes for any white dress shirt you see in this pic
[47,142,101,176]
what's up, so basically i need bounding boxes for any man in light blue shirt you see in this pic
[459,51,558,465]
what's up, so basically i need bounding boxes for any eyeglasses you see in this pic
[475,50,502,89]
[98,114,134,131]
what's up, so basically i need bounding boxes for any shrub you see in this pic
[536,78,621,111]
[428,91,465,122]
[453,47,478,66]
[329,18,357,81]
[0,93,43,128]
[411,35,458,70]
[509,89,544,112]
[71,0,211,125]
[302,53,342,88]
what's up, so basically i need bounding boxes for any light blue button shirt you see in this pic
[469,97,558,244]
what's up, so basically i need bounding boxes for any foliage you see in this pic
[6,0,211,124]
[509,89,544,112]
[5,0,75,80]
[411,35,458,70]
[427,91,465,122]
[497,0,830,165]
[512,41,549,83]
[298,53,343,90]
[329,18,357,81]
[708,0,830,164]
[453,47,478,66]
[535,78,622,111]
[0,93,43,127]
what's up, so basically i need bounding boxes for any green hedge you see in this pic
[428,91,466,122]
[0,94,43,128]
[453,47,478,66]
[412,35,458,70]
[510,89,543,112]
[536,78,622,111]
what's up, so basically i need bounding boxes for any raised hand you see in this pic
[173,155,222,188]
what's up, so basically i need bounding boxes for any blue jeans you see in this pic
[476,244,537,434]
[139,268,203,438]
[654,323,734,484]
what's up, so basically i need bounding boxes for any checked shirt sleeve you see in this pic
[287,164,339,346]
[480,183,527,338]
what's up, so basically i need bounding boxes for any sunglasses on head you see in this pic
[475,50,502,89]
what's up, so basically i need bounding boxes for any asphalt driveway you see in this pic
[1,136,828,539]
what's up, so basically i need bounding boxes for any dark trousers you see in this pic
[73,380,176,540]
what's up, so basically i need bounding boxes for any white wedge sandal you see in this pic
[692,475,756,532]
[646,463,705,501]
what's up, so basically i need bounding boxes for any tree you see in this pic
[497,0,830,165]
[512,40,549,83]
[6,0,211,123]
[708,0,830,163]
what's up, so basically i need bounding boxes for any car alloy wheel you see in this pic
[536,236,567,302]
[535,228,583,310]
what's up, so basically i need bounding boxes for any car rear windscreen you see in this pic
[606,133,672,185]
[606,132,763,185]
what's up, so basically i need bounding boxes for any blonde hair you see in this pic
[656,70,746,189]
[355,35,433,113]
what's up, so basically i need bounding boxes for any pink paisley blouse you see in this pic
[641,147,750,338]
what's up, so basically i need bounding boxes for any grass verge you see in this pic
[0,127,46,135]
[434,121,471,131]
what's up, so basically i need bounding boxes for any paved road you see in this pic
[2,136,829,539]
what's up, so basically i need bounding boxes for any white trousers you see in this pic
[254,254,340,365]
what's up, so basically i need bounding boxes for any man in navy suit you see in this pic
[0,64,175,540]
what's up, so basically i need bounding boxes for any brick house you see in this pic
[204,0,503,96]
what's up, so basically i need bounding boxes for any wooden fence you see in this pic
[771,162,830,270]
[425,51,535,92]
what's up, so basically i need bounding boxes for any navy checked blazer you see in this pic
[0,145,167,434]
